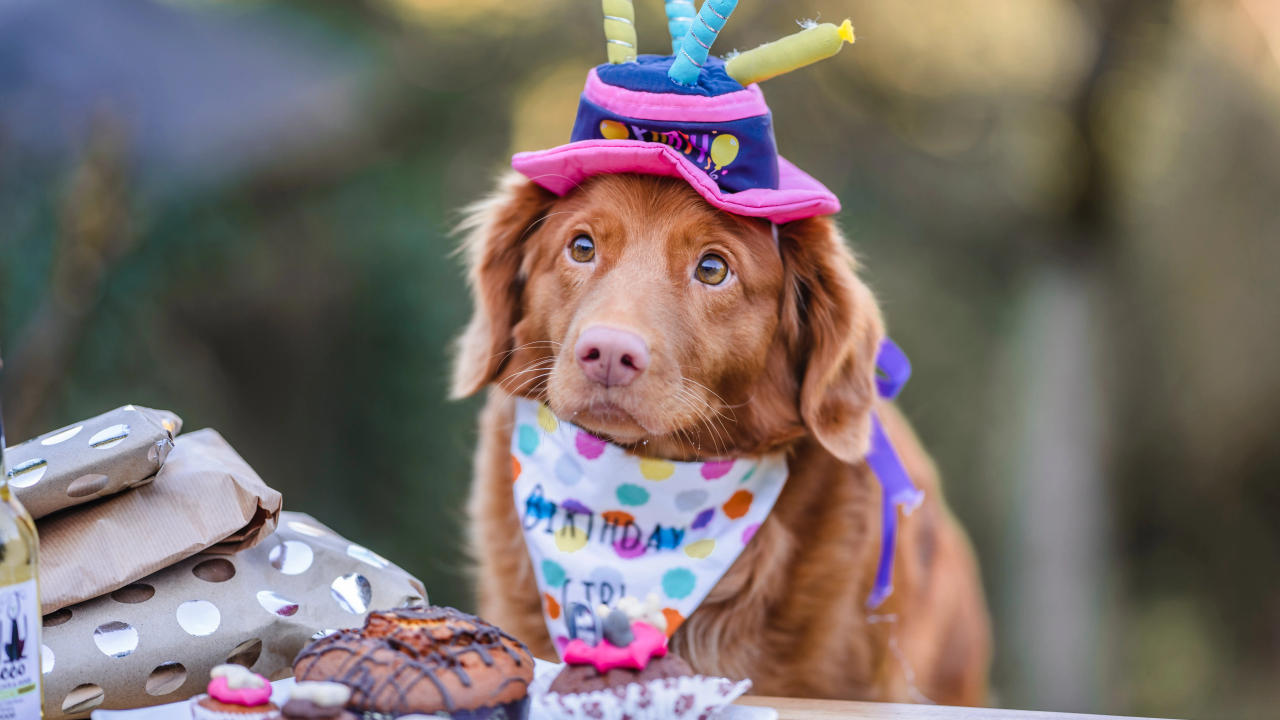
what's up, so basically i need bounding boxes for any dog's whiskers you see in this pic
[678,376,737,453]
[497,356,558,395]
[671,383,731,457]
[488,340,562,364]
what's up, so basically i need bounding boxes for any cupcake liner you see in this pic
[531,672,751,720]
[188,694,276,720]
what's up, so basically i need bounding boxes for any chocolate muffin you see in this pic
[293,606,534,719]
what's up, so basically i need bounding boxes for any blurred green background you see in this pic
[2,0,1278,717]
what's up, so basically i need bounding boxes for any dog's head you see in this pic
[452,172,883,462]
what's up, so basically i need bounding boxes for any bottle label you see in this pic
[0,579,39,720]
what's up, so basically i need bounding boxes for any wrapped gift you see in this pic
[41,512,426,719]
[4,405,181,518]
[38,429,283,614]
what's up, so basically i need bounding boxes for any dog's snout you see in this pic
[575,325,650,387]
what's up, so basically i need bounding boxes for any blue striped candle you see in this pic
[668,0,738,86]
[664,0,696,54]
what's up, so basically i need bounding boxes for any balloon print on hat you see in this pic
[710,134,739,173]
[600,119,630,140]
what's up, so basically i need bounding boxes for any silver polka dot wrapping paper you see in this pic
[38,429,283,615]
[3,405,181,519]
[41,511,427,718]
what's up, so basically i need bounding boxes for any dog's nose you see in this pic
[575,325,650,387]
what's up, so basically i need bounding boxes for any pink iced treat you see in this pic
[562,621,668,673]
[208,675,273,707]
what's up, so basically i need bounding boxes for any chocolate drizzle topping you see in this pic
[293,607,533,714]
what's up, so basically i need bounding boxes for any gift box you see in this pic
[41,511,427,719]
[38,428,283,614]
[4,405,181,519]
[0,406,427,719]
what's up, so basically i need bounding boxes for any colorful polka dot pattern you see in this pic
[555,526,589,553]
[575,431,607,459]
[537,404,559,433]
[722,490,753,520]
[684,538,716,559]
[517,425,540,455]
[616,484,650,506]
[509,398,789,655]
[661,568,697,599]
[639,458,675,480]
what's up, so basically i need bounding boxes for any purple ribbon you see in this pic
[865,338,924,609]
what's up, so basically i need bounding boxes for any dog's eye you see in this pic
[695,254,729,285]
[569,235,595,263]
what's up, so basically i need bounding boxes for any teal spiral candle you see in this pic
[665,0,696,54]
[668,0,738,86]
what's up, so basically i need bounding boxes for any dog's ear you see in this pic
[778,216,885,463]
[451,173,557,399]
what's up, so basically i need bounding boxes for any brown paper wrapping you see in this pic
[3,405,182,519]
[41,512,428,719]
[38,428,283,614]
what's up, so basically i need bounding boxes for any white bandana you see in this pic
[511,398,788,654]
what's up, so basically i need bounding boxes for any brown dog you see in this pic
[452,171,991,704]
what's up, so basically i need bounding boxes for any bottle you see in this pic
[0,353,42,719]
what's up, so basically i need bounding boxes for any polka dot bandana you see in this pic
[511,398,787,654]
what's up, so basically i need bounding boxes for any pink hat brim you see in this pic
[511,140,841,224]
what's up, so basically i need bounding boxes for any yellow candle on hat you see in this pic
[725,19,855,86]
[602,0,638,64]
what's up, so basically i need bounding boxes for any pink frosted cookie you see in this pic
[190,664,278,720]
[561,619,668,673]
[549,596,689,695]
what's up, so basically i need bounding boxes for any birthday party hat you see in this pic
[511,1,857,224]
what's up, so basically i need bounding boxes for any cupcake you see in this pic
[549,601,692,694]
[536,595,752,720]
[293,605,533,719]
[190,664,279,720]
[280,682,358,720]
